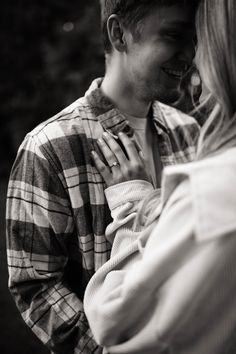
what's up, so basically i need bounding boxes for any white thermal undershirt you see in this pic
[125,114,162,188]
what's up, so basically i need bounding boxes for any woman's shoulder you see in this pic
[162,148,236,241]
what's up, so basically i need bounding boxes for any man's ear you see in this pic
[107,14,127,52]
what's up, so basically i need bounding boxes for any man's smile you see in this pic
[162,64,189,80]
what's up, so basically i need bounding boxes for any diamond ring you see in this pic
[110,161,119,168]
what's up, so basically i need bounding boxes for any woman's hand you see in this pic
[91,132,149,187]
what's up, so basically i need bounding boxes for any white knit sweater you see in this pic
[84,148,236,354]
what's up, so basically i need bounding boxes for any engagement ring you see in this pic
[110,161,119,168]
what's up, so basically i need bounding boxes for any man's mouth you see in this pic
[162,66,189,80]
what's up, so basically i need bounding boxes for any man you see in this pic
[6,1,200,353]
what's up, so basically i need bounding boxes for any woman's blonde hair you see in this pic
[196,0,236,158]
[137,0,236,227]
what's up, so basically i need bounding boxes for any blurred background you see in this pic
[0,1,104,352]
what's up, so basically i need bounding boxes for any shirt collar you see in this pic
[152,102,172,135]
[84,78,132,137]
[85,78,168,136]
[162,149,236,241]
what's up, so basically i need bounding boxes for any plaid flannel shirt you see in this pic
[6,78,200,354]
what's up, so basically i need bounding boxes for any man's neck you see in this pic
[101,70,151,118]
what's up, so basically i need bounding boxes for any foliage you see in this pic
[1,0,104,174]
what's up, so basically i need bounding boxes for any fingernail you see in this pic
[97,138,103,144]
[139,150,144,158]
[91,151,97,158]
[105,130,118,139]
[103,132,109,138]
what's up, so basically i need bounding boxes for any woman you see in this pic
[84,0,236,353]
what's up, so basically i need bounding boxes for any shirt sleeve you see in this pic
[6,135,99,354]
[84,178,236,353]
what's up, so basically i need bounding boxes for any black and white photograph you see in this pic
[1,1,236,353]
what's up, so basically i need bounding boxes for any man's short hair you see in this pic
[100,0,200,53]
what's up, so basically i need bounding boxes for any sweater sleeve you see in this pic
[84,176,236,354]
[84,179,193,348]
[104,180,157,251]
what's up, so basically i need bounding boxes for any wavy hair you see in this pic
[100,0,200,53]
[196,0,236,159]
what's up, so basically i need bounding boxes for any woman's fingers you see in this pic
[101,132,127,165]
[97,137,117,165]
[92,131,149,187]
[117,132,142,163]
[91,150,111,183]
[102,131,142,166]
[98,131,145,171]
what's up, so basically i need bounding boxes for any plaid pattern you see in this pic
[6,78,200,353]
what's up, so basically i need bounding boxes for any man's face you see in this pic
[124,5,197,105]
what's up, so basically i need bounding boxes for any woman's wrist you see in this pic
[105,179,154,211]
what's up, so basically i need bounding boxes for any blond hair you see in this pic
[196,0,236,159]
